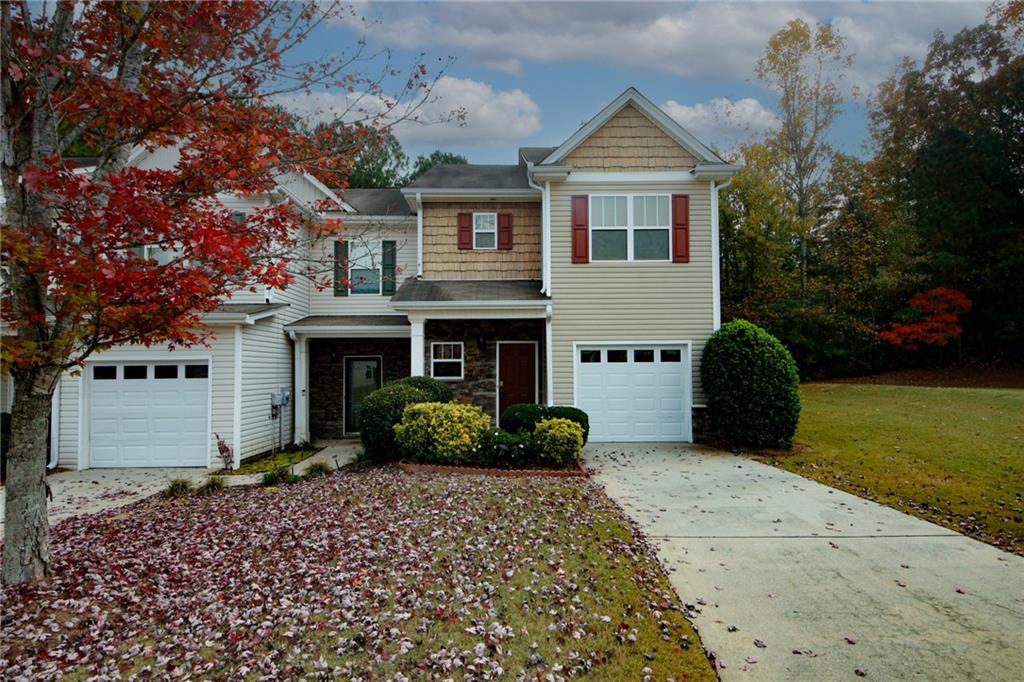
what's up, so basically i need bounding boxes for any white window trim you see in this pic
[472,212,498,250]
[430,341,465,381]
[347,237,384,296]
[588,193,671,262]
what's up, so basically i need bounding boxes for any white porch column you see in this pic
[410,317,426,376]
[291,333,310,445]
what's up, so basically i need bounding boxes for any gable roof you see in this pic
[405,164,533,190]
[340,188,413,217]
[540,87,727,167]
[518,147,557,165]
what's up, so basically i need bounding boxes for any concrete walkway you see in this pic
[588,444,1024,681]
[1,441,359,536]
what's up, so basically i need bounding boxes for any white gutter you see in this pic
[710,176,733,330]
[415,192,424,277]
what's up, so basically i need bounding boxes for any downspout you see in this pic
[525,166,550,295]
[415,192,424,278]
[545,302,554,406]
[710,177,733,331]
[48,379,61,469]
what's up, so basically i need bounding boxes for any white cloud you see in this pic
[661,97,778,151]
[276,76,541,147]
[339,2,990,91]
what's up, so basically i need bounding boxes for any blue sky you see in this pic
[281,1,991,164]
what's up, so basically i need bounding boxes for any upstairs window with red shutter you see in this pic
[586,194,672,261]
[472,212,497,249]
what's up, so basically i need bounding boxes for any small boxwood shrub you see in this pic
[533,418,584,468]
[501,403,590,445]
[261,467,300,487]
[701,319,801,449]
[478,429,537,469]
[500,403,547,434]
[546,406,590,445]
[392,376,455,403]
[359,383,433,461]
[394,402,491,465]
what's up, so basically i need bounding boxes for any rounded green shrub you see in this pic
[302,461,333,479]
[394,402,491,465]
[500,403,547,434]
[546,406,590,445]
[533,418,584,469]
[392,376,455,403]
[478,429,536,469]
[701,319,801,449]
[359,383,432,461]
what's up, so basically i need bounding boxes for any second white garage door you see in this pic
[89,361,210,467]
[575,344,691,442]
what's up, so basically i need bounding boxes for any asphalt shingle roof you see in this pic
[391,279,547,304]
[405,164,532,190]
[518,147,557,165]
[339,189,412,216]
[286,315,410,328]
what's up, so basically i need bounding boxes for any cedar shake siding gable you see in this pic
[560,104,700,172]
[421,201,542,280]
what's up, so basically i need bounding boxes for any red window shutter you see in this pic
[672,194,690,263]
[457,212,473,250]
[497,213,513,250]
[571,195,589,263]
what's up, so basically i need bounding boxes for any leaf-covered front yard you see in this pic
[2,466,714,681]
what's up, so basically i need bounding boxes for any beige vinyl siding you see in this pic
[549,179,715,405]
[309,222,416,315]
[239,319,293,457]
[560,104,699,172]
[55,326,237,469]
[422,202,541,279]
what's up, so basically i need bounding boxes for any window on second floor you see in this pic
[334,238,398,297]
[128,244,184,265]
[590,194,670,262]
[473,212,497,250]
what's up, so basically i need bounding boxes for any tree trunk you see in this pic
[800,235,808,295]
[2,377,55,585]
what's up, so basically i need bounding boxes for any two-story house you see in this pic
[40,87,737,470]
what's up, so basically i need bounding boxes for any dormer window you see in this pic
[473,212,497,250]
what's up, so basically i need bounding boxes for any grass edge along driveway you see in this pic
[760,383,1024,554]
[2,465,715,681]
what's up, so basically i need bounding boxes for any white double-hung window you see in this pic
[590,194,670,261]
[473,212,497,249]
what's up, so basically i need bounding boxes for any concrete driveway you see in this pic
[589,444,1024,681]
[1,441,358,537]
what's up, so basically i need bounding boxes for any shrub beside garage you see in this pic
[701,319,801,449]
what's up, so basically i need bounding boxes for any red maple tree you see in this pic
[0,1,440,584]
[879,287,973,351]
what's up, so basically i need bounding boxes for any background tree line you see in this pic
[721,2,1023,378]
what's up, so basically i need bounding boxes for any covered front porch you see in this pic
[287,280,552,442]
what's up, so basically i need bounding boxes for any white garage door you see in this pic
[575,345,691,442]
[90,362,210,467]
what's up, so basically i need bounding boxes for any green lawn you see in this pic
[761,383,1024,554]
[228,448,317,475]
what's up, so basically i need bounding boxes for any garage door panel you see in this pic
[576,345,691,443]
[89,361,209,467]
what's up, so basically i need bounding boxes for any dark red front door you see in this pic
[499,343,537,418]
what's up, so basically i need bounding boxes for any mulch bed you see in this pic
[822,365,1024,389]
[399,460,589,478]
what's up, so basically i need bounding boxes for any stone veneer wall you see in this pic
[425,319,545,419]
[308,338,410,439]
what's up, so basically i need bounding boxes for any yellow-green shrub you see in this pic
[533,418,584,468]
[393,402,491,464]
